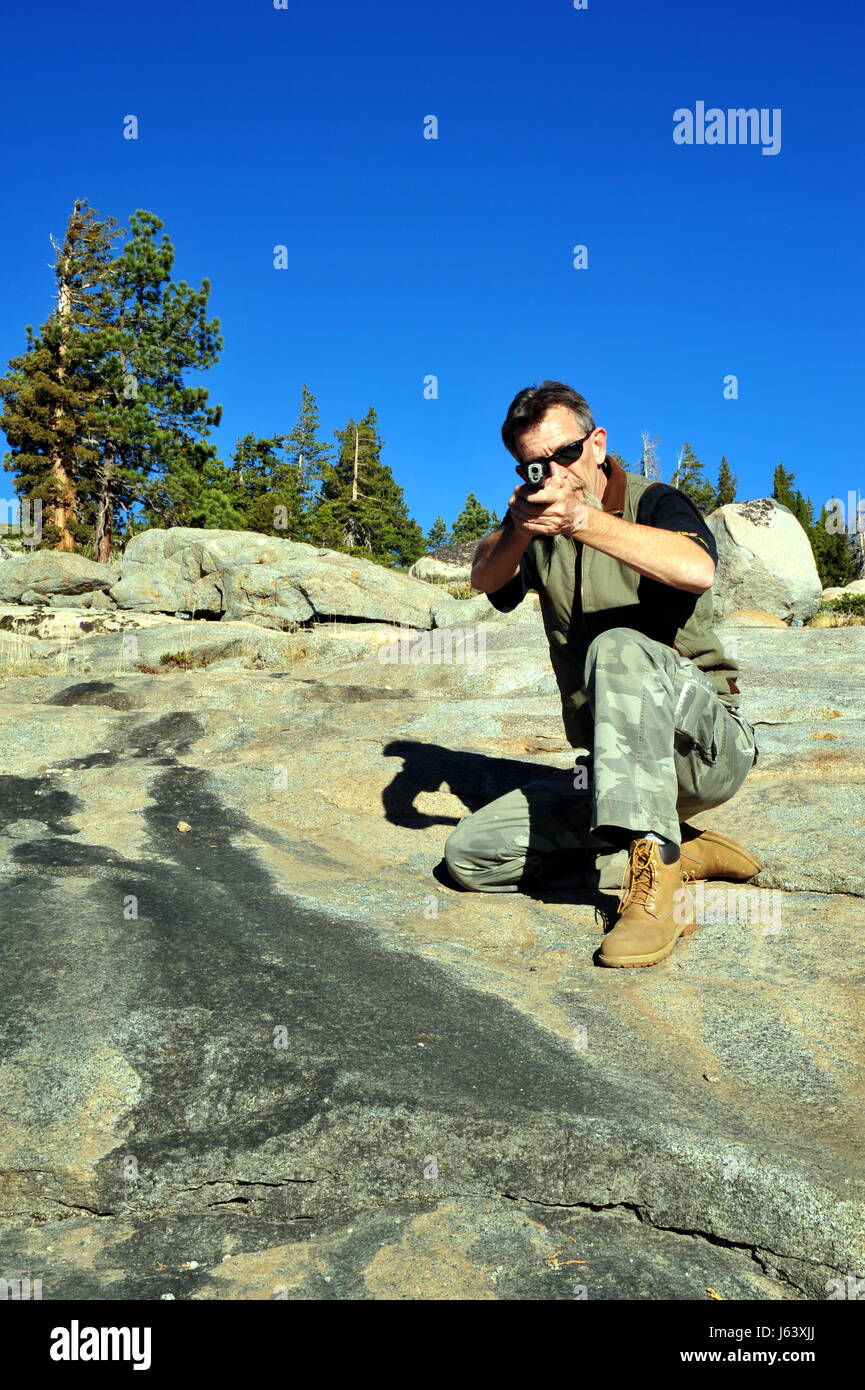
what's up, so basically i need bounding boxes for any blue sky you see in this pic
[1,0,862,533]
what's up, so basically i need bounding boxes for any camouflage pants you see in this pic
[444,627,759,894]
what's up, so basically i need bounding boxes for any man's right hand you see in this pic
[509,471,594,538]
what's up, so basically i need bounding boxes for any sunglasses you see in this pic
[517,429,596,488]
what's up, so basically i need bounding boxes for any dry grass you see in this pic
[0,630,75,678]
[807,612,865,629]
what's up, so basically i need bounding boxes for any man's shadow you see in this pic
[380,739,619,928]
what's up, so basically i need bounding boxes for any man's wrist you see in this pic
[566,501,605,542]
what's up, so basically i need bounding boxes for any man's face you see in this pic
[515,404,607,492]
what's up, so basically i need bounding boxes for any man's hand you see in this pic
[510,469,603,539]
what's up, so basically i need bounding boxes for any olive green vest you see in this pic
[528,470,740,748]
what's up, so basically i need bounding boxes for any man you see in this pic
[443,381,761,968]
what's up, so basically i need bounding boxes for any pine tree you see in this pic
[671,442,716,513]
[812,504,856,587]
[450,494,499,543]
[715,456,737,508]
[146,435,246,531]
[229,432,306,538]
[772,464,815,530]
[770,463,842,583]
[308,407,425,566]
[89,208,225,543]
[282,384,332,514]
[0,199,124,550]
[771,464,797,511]
[607,451,629,473]
[426,517,449,550]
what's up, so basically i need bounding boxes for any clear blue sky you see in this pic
[1,0,862,533]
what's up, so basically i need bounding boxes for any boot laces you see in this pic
[618,839,657,912]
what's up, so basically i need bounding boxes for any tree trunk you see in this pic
[93,450,115,563]
[50,271,78,550]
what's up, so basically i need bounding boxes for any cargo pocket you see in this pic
[727,708,759,768]
[673,676,720,766]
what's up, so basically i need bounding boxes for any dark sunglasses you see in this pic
[517,429,596,487]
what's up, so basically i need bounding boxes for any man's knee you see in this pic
[443,817,488,889]
[585,626,659,673]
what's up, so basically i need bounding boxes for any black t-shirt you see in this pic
[486,483,718,636]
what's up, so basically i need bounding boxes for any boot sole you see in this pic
[598,919,696,968]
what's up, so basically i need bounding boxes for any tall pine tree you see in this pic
[426,517,449,550]
[309,407,425,565]
[282,384,332,514]
[450,494,499,542]
[671,442,716,513]
[0,199,124,550]
[229,432,306,538]
[93,208,227,542]
[812,504,856,587]
[772,464,813,530]
[715,456,737,508]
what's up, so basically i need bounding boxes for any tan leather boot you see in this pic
[679,827,762,883]
[598,836,696,968]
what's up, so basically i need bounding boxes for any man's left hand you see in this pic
[509,472,603,538]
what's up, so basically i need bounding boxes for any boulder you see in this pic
[115,529,440,627]
[427,539,483,568]
[718,609,788,628]
[409,555,473,585]
[0,604,189,644]
[280,549,437,626]
[0,552,120,603]
[707,499,822,624]
[429,590,542,629]
[108,565,222,615]
[219,564,314,627]
[821,579,865,604]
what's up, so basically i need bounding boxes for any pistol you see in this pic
[523,460,551,492]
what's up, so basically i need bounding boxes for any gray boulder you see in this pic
[428,539,484,568]
[707,499,822,624]
[821,579,865,604]
[0,552,120,602]
[219,563,314,627]
[109,565,222,615]
[114,528,441,628]
[273,548,437,625]
[409,555,473,585]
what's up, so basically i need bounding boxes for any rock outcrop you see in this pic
[707,499,822,624]
[0,552,120,603]
[0,597,862,1300]
[822,578,865,603]
[0,530,475,630]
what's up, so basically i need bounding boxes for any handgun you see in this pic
[523,460,551,492]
